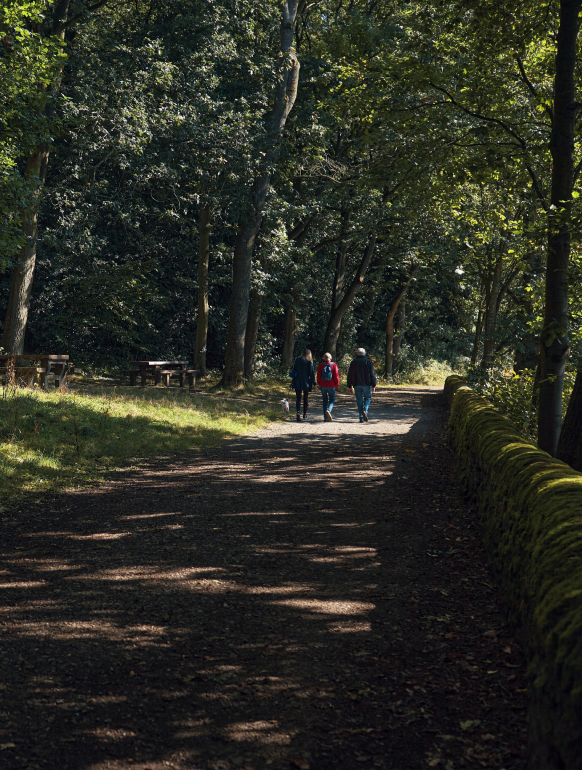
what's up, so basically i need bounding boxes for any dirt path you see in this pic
[0,388,527,770]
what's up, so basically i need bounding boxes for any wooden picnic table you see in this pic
[0,354,69,389]
[127,361,197,388]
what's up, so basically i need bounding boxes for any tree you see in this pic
[538,0,581,455]
[385,264,418,379]
[221,0,301,385]
[1,0,116,354]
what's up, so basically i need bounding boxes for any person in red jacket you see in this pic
[316,352,340,422]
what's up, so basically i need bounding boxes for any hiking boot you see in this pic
[325,410,332,422]
[362,411,369,422]
[296,413,302,422]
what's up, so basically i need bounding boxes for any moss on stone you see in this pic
[445,375,582,769]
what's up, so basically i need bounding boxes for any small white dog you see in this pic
[281,398,290,413]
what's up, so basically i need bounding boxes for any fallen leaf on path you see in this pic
[460,720,481,730]
[290,759,310,769]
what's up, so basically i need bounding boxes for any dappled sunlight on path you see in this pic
[0,388,527,770]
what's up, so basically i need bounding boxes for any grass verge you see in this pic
[0,382,286,505]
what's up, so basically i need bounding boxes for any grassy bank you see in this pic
[0,383,285,504]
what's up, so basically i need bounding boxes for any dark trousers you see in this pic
[295,390,309,414]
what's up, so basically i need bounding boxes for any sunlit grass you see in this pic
[0,383,285,503]
[394,359,465,386]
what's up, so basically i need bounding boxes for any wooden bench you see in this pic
[0,367,46,387]
[159,369,198,388]
[125,370,142,387]
[125,365,198,388]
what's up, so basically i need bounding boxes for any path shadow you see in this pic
[0,387,521,770]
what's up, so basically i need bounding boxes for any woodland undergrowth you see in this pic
[469,366,576,444]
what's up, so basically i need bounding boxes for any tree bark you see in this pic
[537,0,581,455]
[392,299,406,373]
[323,236,377,359]
[513,296,539,374]
[1,148,48,353]
[471,301,484,367]
[243,288,263,379]
[194,204,211,374]
[278,213,316,371]
[281,289,299,372]
[1,0,70,354]
[221,1,300,386]
[385,266,418,379]
[331,209,351,312]
[557,369,582,469]
[480,254,503,368]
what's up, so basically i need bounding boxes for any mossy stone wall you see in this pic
[445,376,582,770]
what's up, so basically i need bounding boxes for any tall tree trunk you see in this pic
[244,288,263,379]
[385,266,418,379]
[392,300,406,373]
[1,147,48,353]
[1,0,70,353]
[557,369,582,469]
[480,255,503,368]
[281,289,299,372]
[194,204,211,374]
[513,296,539,374]
[278,213,316,371]
[537,0,581,456]
[331,209,351,312]
[323,236,376,358]
[221,1,300,386]
[471,301,484,367]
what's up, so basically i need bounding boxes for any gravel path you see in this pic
[0,387,527,770]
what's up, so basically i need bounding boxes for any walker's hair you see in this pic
[356,347,366,356]
[301,348,313,361]
[323,352,332,361]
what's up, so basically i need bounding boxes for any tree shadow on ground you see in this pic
[0,388,526,770]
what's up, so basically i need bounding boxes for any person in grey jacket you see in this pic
[291,348,316,422]
[347,348,377,422]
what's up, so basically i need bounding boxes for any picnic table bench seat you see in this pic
[159,369,198,388]
[125,367,198,388]
[0,366,46,387]
[0,354,69,389]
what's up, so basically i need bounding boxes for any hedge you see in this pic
[444,376,582,770]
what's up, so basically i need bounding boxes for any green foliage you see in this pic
[0,0,579,400]
[470,365,577,444]
[0,0,65,268]
[471,367,539,441]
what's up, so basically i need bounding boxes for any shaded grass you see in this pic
[0,383,285,503]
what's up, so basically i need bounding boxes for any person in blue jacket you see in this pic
[291,348,316,422]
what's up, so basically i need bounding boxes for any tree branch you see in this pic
[52,0,113,35]
[515,54,553,123]
[429,80,548,209]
